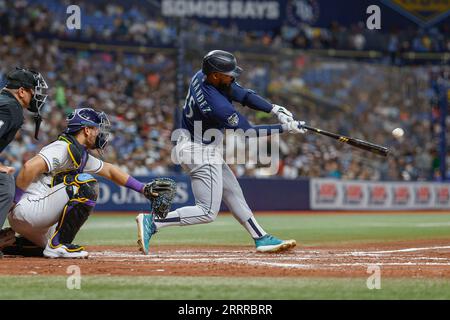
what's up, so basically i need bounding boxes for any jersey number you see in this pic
[183,88,195,119]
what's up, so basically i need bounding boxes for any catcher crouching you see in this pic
[2,108,175,259]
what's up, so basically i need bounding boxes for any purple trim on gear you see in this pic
[84,199,96,207]
[52,203,74,247]
[14,187,25,203]
[51,233,60,247]
[77,150,88,173]
[125,176,145,193]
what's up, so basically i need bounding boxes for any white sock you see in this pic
[242,217,267,239]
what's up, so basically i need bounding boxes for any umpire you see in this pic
[0,68,48,258]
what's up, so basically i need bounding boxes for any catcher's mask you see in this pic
[5,67,49,139]
[65,107,111,150]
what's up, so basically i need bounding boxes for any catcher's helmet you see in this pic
[202,50,243,78]
[65,108,111,150]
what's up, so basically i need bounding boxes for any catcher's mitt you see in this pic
[143,178,176,218]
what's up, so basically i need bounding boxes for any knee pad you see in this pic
[65,173,99,205]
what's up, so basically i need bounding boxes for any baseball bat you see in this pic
[302,124,389,157]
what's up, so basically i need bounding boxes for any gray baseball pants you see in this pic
[154,134,267,239]
[0,172,15,229]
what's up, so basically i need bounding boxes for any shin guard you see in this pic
[50,173,98,248]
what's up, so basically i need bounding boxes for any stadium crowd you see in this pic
[0,34,177,177]
[232,54,444,181]
[0,0,447,181]
[1,0,449,54]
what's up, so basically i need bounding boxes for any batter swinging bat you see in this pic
[302,124,389,157]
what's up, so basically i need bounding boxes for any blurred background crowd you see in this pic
[1,0,449,53]
[0,0,448,181]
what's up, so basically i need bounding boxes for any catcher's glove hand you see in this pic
[143,178,176,219]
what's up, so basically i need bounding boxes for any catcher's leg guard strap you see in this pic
[50,174,98,247]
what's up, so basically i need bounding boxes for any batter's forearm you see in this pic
[252,124,284,136]
[243,93,273,113]
[233,113,283,137]
[231,82,273,113]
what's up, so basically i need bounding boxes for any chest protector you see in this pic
[51,134,89,187]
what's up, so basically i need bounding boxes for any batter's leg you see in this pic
[154,141,224,229]
[155,161,223,228]
[136,141,225,254]
[221,164,297,252]
[221,163,267,239]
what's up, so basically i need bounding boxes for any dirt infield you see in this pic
[1,239,450,278]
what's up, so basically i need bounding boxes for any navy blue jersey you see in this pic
[181,71,282,143]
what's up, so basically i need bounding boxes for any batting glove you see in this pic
[282,120,307,134]
[271,104,294,124]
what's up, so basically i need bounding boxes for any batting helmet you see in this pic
[65,108,111,150]
[202,50,243,78]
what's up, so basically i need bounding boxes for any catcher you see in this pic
[2,107,175,258]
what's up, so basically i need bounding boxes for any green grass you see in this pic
[2,276,450,300]
[74,213,450,247]
[3,213,450,299]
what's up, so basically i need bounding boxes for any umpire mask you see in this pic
[6,68,49,139]
[29,70,49,114]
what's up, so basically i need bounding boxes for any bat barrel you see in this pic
[301,124,389,157]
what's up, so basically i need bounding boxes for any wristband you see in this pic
[125,176,145,193]
[270,104,278,114]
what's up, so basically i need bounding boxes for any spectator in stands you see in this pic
[0,0,446,182]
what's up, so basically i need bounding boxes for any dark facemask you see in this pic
[94,112,111,156]
[5,68,48,139]
[28,71,48,140]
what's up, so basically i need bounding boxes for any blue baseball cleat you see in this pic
[254,234,296,253]
[136,213,157,255]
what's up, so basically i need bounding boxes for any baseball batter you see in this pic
[136,50,306,254]
[6,108,174,258]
